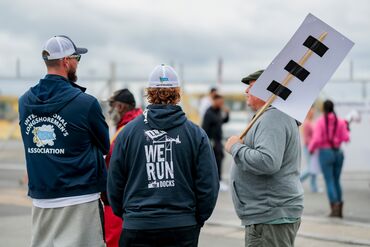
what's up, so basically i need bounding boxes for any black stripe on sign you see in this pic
[284,60,310,82]
[303,35,329,57]
[267,80,292,101]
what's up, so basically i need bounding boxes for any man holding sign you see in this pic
[225,70,304,247]
[225,13,354,247]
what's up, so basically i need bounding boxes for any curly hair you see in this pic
[146,87,181,105]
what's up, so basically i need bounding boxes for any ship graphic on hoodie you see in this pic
[144,129,181,189]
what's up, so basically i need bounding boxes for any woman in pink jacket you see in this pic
[309,100,350,218]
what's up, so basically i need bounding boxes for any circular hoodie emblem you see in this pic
[32,124,56,147]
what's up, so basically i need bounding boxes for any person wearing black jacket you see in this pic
[18,36,109,247]
[107,64,219,247]
[202,94,229,186]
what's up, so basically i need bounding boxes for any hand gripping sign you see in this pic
[239,13,354,139]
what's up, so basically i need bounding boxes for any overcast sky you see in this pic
[0,0,369,83]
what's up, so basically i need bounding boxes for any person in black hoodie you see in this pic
[18,36,109,247]
[107,64,219,247]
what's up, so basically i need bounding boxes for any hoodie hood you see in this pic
[22,74,84,115]
[144,104,187,130]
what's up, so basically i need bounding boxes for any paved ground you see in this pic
[1,140,370,246]
[199,224,363,247]
[205,190,370,247]
[1,185,370,247]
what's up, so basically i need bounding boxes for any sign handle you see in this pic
[239,32,328,139]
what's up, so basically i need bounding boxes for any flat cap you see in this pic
[241,70,264,85]
[109,89,136,106]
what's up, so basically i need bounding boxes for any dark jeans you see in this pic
[319,148,344,203]
[119,225,201,247]
[213,141,224,181]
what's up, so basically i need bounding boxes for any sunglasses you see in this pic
[67,54,81,62]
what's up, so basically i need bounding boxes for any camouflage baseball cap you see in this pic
[241,70,264,85]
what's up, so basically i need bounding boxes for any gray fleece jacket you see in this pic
[230,107,304,226]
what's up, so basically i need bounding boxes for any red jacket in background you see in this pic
[103,108,142,247]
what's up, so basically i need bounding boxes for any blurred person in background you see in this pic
[199,87,218,123]
[101,89,142,247]
[107,64,219,247]
[202,94,229,191]
[309,100,350,218]
[18,35,109,247]
[300,106,320,193]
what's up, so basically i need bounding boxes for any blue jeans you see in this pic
[319,148,344,203]
[300,147,318,192]
[300,171,318,193]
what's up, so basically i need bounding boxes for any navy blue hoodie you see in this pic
[107,104,219,229]
[18,74,110,199]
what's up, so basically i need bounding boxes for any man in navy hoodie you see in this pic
[108,64,219,247]
[18,35,109,247]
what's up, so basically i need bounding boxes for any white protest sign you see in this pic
[249,13,354,123]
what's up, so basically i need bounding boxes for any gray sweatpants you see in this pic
[245,221,301,247]
[31,199,105,247]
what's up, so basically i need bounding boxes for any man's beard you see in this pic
[67,68,78,83]
[110,108,122,126]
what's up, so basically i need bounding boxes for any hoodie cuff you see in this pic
[230,142,244,158]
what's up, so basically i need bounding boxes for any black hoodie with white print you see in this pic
[107,104,219,230]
